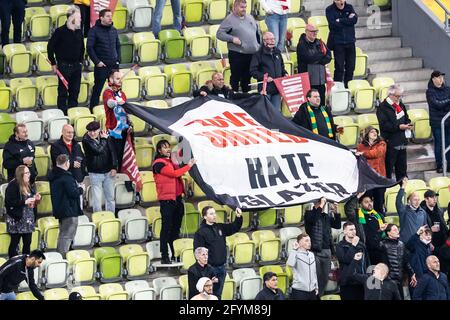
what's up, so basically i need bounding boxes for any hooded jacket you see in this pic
[406,234,432,279]
[380,237,414,283]
[193,217,242,267]
[87,19,120,66]
[304,206,341,253]
[2,135,37,183]
[48,167,83,220]
[286,249,318,292]
[420,200,448,249]
[425,80,450,128]
[249,45,288,95]
[326,2,357,47]
[356,129,387,177]
[413,270,450,300]
[0,254,43,300]
[396,188,428,243]
[50,137,87,183]
[376,99,411,147]
[336,238,369,286]
[82,133,118,174]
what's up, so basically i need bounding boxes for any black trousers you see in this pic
[111,129,128,170]
[9,233,32,258]
[228,50,253,93]
[159,196,184,259]
[58,63,82,115]
[311,84,326,107]
[75,4,91,38]
[0,0,25,46]
[365,187,386,214]
[333,43,356,88]
[90,63,119,109]
[291,288,318,300]
[339,284,365,300]
[385,145,407,181]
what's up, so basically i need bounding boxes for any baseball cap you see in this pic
[431,70,445,79]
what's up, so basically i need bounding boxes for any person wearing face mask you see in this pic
[47,6,85,116]
[249,31,288,111]
[396,177,428,244]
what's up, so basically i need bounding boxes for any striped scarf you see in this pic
[358,208,385,237]
[307,103,333,138]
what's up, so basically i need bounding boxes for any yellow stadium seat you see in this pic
[429,177,450,208]
[334,116,360,148]
[408,109,432,142]
[133,32,161,65]
[66,250,96,285]
[43,288,69,300]
[138,66,167,99]
[99,283,129,300]
[348,80,376,113]
[287,17,306,50]
[119,244,149,280]
[308,16,329,42]
[71,286,102,300]
[372,77,395,101]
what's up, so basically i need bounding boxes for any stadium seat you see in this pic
[282,205,303,225]
[145,206,161,227]
[321,294,341,300]
[35,75,59,109]
[205,0,228,24]
[348,80,376,113]
[372,77,395,101]
[429,176,450,208]
[178,274,189,299]
[133,33,161,66]
[146,241,180,271]
[183,0,204,26]
[252,230,281,265]
[35,181,52,216]
[164,64,193,97]
[127,0,153,32]
[222,274,236,300]
[173,238,194,260]
[41,109,70,142]
[26,0,46,6]
[289,0,303,16]
[279,227,302,257]
[384,214,400,226]
[25,7,52,41]
[67,107,96,139]
[159,29,186,63]
[140,171,158,205]
[3,44,32,77]
[0,257,6,266]
[29,42,52,76]
[308,16,329,42]
[120,68,142,101]
[118,209,149,243]
[152,276,183,300]
[334,116,360,148]
[357,114,380,134]
[330,82,351,115]
[66,250,96,285]
[125,280,156,300]
[112,6,129,33]
[10,78,37,111]
[91,211,122,246]
[259,265,288,294]
[40,252,68,288]
[184,27,212,61]
[114,173,137,210]
[287,17,306,50]
[229,209,252,231]
[72,216,96,250]
[49,5,70,28]
[135,143,154,170]
[180,246,196,272]
[28,228,41,252]
[257,208,278,228]
[99,283,129,300]
[354,47,369,78]
[119,244,149,279]
[281,53,294,76]
[16,291,38,300]
[232,268,262,300]
[119,35,135,68]
[138,66,167,99]
[93,247,123,283]
[208,24,228,58]
[384,184,401,214]
[180,204,200,236]
[405,179,428,200]
[0,80,12,113]
[0,222,11,256]
[190,61,216,88]
[408,109,432,142]
[37,217,59,251]
[227,233,255,267]
[197,200,228,223]
[71,286,102,300]
[15,111,44,143]
[43,288,69,300]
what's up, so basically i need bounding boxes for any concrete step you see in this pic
[406,102,429,111]
[396,80,429,93]
[356,37,401,51]
[374,68,433,82]
[407,158,437,175]
[424,170,445,183]
[303,0,328,12]
[356,25,392,39]
[369,58,423,73]
[407,143,436,175]
[402,90,427,104]
[365,47,413,62]
[357,11,392,27]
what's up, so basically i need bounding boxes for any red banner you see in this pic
[274,73,311,116]
[90,0,119,27]
[121,133,143,193]
[326,65,334,96]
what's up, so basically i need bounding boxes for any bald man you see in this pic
[50,124,86,183]
[250,31,288,111]
[193,72,251,100]
[296,23,332,105]
[413,256,450,300]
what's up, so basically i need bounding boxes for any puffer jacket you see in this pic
[304,206,341,253]
[87,19,120,66]
[380,237,414,283]
[425,80,450,127]
[82,133,118,174]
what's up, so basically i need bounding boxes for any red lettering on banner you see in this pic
[274,73,311,117]
[185,112,260,128]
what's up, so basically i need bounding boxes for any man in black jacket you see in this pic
[425,71,450,173]
[0,250,45,300]
[326,0,357,87]
[413,255,450,300]
[296,24,332,104]
[48,154,84,257]
[87,8,120,110]
[304,197,341,296]
[47,6,84,116]
[194,206,242,299]
[336,221,368,300]
[187,247,217,299]
[250,31,288,111]
[3,124,37,183]
[376,84,412,181]
[193,72,251,100]
[255,272,285,300]
[50,124,86,184]
[82,121,117,214]
[421,190,448,253]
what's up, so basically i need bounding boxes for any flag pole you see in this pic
[35,48,69,90]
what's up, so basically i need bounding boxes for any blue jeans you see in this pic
[152,0,182,37]
[89,172,115,213]
[268,93,281,112]
[432,126,450,169]
[265,13,288,52]
[0,292,16,300]
[211,264,227,299]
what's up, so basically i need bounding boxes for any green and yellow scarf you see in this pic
[307,103,333,138]
[358,208,386,237]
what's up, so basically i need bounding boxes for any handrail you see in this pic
[442,110,450,176]
[434,0,450,31]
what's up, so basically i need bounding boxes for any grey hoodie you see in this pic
[216,13,260,54]
[287,249,318,292]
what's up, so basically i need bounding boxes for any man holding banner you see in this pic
[250,31,288,111]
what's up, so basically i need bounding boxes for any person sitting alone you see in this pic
[190,277,218,300]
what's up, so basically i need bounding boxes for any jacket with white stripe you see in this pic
[287,249,318,292]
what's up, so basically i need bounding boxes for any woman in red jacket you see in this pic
[356,126,387,214]
[152,139,196,264]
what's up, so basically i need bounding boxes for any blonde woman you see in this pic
[5,165,41,258]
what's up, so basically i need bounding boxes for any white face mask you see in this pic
[420,238,432,245]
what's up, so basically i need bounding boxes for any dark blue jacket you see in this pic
[406,234,432,279]
[87,19,120,66]
[413,270,450,300]
[425,80,450,128]
[326,2,357,47]
[48,167,83,220]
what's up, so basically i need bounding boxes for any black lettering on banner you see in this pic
[326,183,350,198]
[296,153,318,179]
[245,157,267,189]
[255,194,279,207]
[238,195,268,207]
[266,156,289,186]
[277,189,306,202]
[280,153,301,180]
[311,182,333,193]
